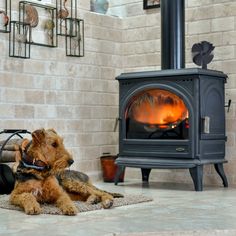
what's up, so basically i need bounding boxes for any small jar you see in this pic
[91,0,109,14]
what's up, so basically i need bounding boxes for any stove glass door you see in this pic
[125,88,189,139]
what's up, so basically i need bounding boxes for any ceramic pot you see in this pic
[100,155,124,183]
[91,0,109,14]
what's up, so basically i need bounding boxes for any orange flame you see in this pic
[127,89,188,128]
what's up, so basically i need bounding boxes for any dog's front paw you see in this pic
[24,202,42,215]
[61,204,78,216]
[102,199,114,209]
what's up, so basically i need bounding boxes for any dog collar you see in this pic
[20,141,50,171]
[21,160,47,171]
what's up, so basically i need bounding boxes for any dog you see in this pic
[10,128,122,215]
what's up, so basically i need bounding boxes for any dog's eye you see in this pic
[51,142,58,148]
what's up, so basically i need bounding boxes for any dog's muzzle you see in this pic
[67,159,74,166]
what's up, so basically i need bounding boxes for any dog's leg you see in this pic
[10,192,41,215]
[86,194,100,204]
[43,177,78,216]
[56,192,78,216]
[61,179,114,209]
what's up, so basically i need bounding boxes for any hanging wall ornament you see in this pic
[9,21,31,59]
[19,1,57,47]
[56,0,77,36]
[0,0,11,33]
[65,18,84,57]
[24,4,39,28]
[44,10,56,46]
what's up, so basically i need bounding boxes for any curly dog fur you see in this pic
[10,128,121,215]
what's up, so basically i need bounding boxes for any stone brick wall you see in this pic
[0,0,122,179]
[1,0,236,186]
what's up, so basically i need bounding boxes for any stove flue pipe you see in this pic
[161,0,185,69]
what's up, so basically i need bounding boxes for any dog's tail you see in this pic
[93,188,123,198]
[108,192,124,198]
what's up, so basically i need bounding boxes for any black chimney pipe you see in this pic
[161,0,185,69]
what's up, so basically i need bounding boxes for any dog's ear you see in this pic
[20,138,31,151]
[47,128,57,134]
[32,129,46,145]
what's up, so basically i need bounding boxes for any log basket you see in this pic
[0,129,31,194]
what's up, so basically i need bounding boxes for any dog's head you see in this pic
[25,128,74,174]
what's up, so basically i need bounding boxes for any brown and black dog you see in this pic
[10,128,122,215]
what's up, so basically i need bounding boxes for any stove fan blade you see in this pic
[191,41,215,69]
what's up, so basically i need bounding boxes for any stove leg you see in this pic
[214,163,228,187]
[141,168,151,182]
[114,166,125,185]
[189,165,203,191]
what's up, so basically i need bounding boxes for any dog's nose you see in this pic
[67,159,74,166]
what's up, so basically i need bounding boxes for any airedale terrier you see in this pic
[10,128,122,215]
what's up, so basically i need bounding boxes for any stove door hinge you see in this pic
[114,117,121,132]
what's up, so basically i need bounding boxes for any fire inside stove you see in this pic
[125,89,189,139]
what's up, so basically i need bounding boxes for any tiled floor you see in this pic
[0,181,236,236]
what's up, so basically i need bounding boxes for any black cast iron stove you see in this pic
[114,0,228,191]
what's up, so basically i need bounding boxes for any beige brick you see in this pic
[1,120,26,130]
[23,60,45,74]
[100,93,118,105]
[25,91,45,104]
[126,2,144,17]
[123,15,148,29]
[214,45,235,60]
[35,106,57,119]
[46,120,67,132]
[0,73,14,87]
[222,60,236,74]
[83,146,101,160]
[83,92,101,105]
[33,76,56,90]
[198,32,223,46]
[211,17,234,32]
[92,132,117,145]
[187,0,212,8]
[188,20,211,35]
[76,133,93,146]
[83,119,101,132]
[107,80,118,93]
[57,106,75,119]
[0,104,15,118]
[2,88,25,103]
[15,105,35,118]
[223,31,236,45]
[187,6,214,21]
[74,106,93,119]
[100,119,117,132]
[64,92,84,105]
[3,59,24,73]
[78,0,90,11]
[66,120,84,132]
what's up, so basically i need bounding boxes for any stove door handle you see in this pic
[202,116,210,134]
[114,118,121,132]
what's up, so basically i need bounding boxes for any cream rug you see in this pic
[0,194,152,215]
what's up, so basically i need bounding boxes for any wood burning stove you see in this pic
[114,0,228,191]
